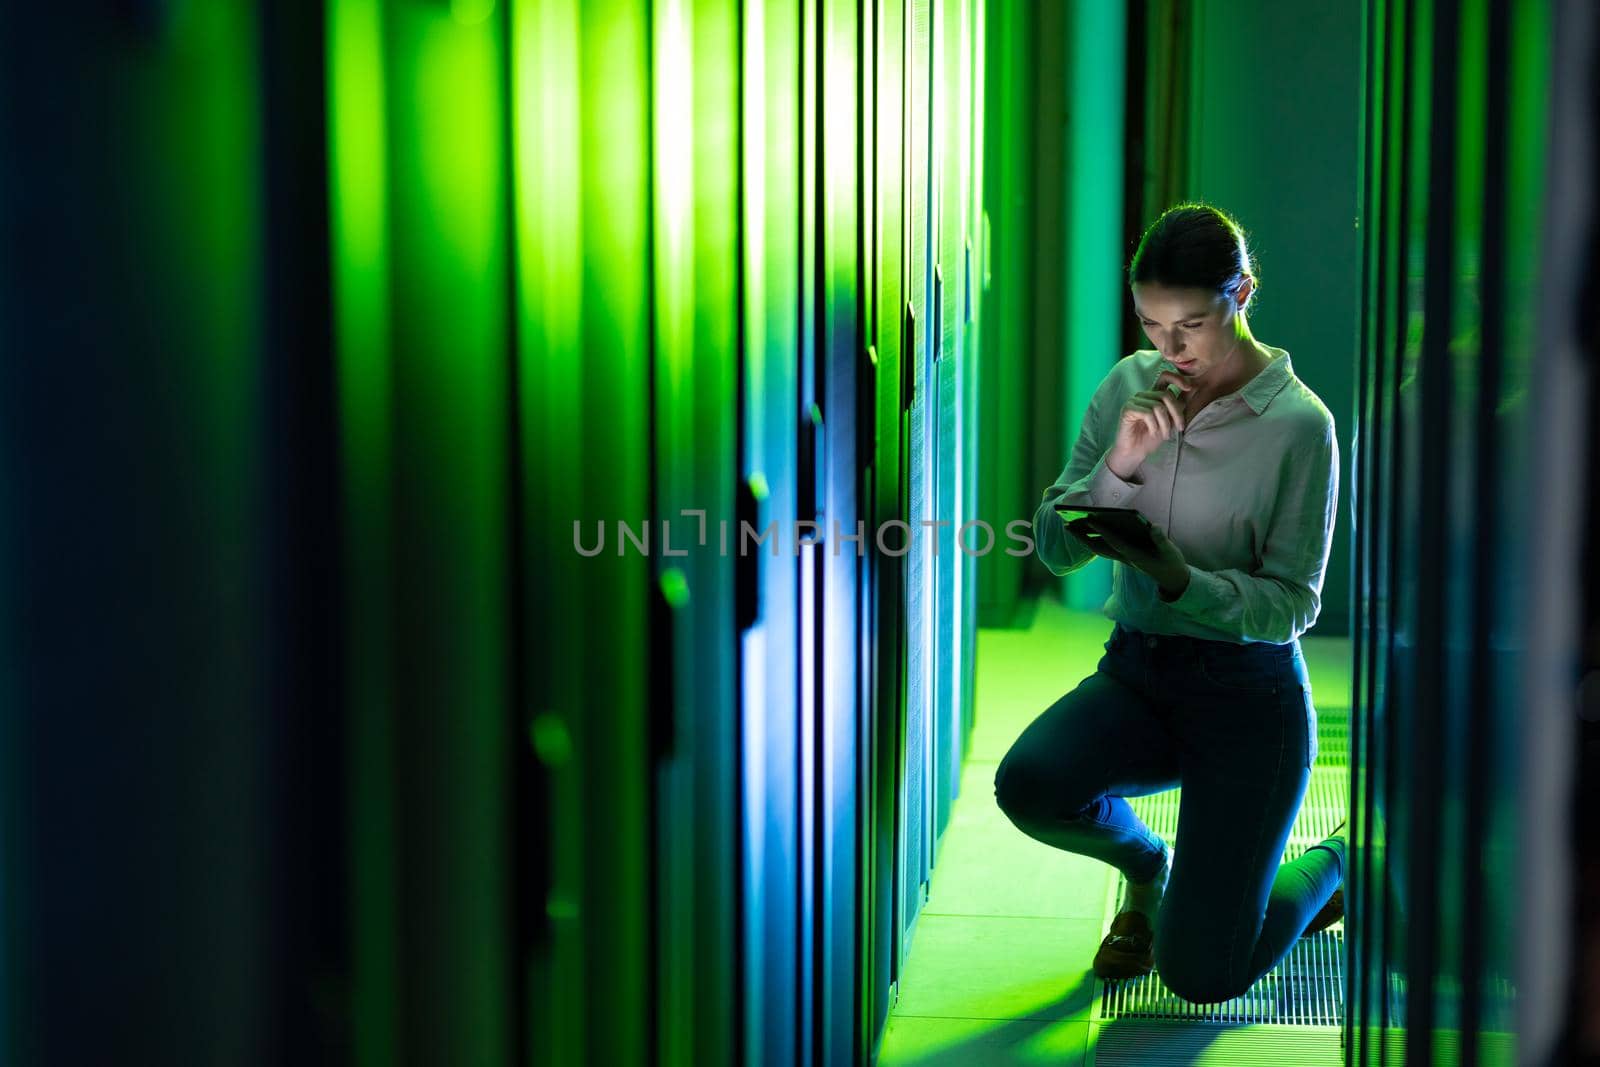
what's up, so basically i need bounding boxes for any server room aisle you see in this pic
[878,597,1352,1066]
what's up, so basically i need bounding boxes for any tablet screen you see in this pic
[1054,504,1157,553]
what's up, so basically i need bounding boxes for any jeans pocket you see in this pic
[1194,643,1282,693]
[1301,686,1319,768]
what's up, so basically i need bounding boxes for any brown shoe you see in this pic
[1093,909,1155,980]
[1302,887,1344,937]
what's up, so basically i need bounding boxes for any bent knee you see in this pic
[992,758,1023,817]
[992,754,1049,822]
[1154,950,1251,1005]
[994,753,1097,827]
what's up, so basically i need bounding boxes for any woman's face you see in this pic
[1130,280,1252,381]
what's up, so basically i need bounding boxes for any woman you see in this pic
[993,203,1348,1003]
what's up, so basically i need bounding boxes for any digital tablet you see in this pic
[1051,502,1158,554]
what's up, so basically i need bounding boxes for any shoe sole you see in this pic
[1093,946,1154,981]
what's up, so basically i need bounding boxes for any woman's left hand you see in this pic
[1072,517,1190,598]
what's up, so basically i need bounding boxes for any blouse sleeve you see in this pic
[1032,368,1149,577]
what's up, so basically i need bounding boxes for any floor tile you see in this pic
[891,914,1104,1023]
[877,1016,1089,1066]
[930,762,1113,920]
[969,600,1116,761]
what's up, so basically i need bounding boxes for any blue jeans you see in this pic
[992,621,1344,1004]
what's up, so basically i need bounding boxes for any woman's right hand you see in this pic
[1106,370,1194,479]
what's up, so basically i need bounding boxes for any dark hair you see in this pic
[1127,203,1256,311]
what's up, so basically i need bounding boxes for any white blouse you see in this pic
[1032,346,1339,645]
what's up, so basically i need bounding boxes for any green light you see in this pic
[451,0,495,26]
[653,2,693,253]
[411,17,501,271]
[327,2,396,1065]
[1063,0,1126,614]
[660,568,690,609]
[328,0,391,436]
[530,713,574,767]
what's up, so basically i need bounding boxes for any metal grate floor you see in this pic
[1086,707,1350,1066]
[1097,881,1345,1026]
